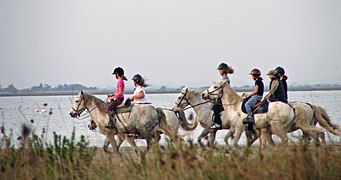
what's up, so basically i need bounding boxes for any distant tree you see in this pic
[160,86,167,92]
[4,84,18,94]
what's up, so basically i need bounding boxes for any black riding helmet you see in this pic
[112,67,124,76]
[132,74,143,84]
[274,66,285,76]
[217,63,229,70]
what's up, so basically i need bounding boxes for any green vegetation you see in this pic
[1,124,341,179]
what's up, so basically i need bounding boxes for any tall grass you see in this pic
[1,124,341,179]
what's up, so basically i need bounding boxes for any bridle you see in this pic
[204,81,239,106]
[204,81,227,101]
[71,95,98,120]
[175,89,213,110]
[72,96,86,116]
[175,90,192,108]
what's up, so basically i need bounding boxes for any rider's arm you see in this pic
[130,90,145,101]
[263,80,279,100]
[246,85,259,98]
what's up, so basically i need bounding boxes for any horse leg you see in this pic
[103,137,112,154]
[232,127,243,148]
[260,128,274,149]
[124,135,138,154]
[107,134,119,154]
[197,128,211,147]
[209,130,217,147]
[270,122,288,147]
[116,134,125,148]
[224,127,235,146]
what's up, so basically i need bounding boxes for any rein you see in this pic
[205,81,239,107]
[175,90,213,111]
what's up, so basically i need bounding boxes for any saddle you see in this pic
[114,99,134,114]
[241,97,269,114]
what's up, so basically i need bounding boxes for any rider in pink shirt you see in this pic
[105,67,127,128]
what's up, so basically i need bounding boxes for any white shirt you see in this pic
[133,86,149,104]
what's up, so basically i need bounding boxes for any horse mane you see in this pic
[187,88,204,94]
[82,92,107,112]
[220,80,242,102]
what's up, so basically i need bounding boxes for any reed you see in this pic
[1,124,340,179]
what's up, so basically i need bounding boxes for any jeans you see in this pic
[245,95,262,116]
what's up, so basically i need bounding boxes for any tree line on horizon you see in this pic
[0,83,97,94]
[1,82,341,95]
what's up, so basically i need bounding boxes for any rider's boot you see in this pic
[242,115,254,124]
[105,108,116,129]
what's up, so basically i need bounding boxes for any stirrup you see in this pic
[211,123,222,130]
[242,116,254,124]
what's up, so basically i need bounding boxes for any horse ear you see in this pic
[80,90,84,96]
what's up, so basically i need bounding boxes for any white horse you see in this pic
[290,102,341,144]
[174,87,238,146]
[202,80,297,148]
[89,107,198,153]
[70,91,172,154]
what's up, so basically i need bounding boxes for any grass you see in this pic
[1,124,341,179]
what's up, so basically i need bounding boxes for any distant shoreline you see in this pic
[1,86,341,97]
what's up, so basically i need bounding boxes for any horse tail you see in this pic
[173,107,198,131]
[312,105,341,135]
[291,103,325,134]
[156,107,178,140]
[155,107,167,127]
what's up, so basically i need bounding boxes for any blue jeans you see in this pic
[245,95,263,116]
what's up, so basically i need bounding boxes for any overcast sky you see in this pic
[1,0,340,89]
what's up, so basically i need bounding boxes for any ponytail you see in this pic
[122,75,128,81]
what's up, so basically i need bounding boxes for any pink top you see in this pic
[116,79,125,99]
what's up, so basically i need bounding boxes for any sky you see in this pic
[1,0,341,89]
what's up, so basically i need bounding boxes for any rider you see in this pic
[263,69,287,103]
[211,62,234,129]
[105,67,127,128]
[243,68,264,124]
[130,74,150,104]
[275,66,288,101]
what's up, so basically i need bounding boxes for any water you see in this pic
[0,91,340,147]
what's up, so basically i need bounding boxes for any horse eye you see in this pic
[214,86,217,89]
[75,100,79,103]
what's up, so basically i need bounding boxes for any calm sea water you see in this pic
[0,91,340,147]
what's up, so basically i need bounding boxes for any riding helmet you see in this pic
[112,67,124,76]
[274,66,285,75]
[132,74,143,83]
[250,68,261,76]
[217,63,229,70]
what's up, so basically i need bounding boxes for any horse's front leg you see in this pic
[107,133,119,154]
[232,126,243,148]
[103,137,111,154]
[224,127,235,146]
[197,128,212,147]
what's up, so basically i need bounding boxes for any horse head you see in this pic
[201,80,228,101]
[174,87,190,108]
[70,90,87,118]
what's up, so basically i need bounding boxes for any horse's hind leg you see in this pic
[124,135,138,154]
[209,130,217,147]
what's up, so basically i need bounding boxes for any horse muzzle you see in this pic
[69,111,80,118]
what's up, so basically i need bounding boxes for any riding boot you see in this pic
[105,108,116,129]
[242,115,254,124]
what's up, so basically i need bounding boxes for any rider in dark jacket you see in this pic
[275,66,288,101]
[264,70,287,103]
